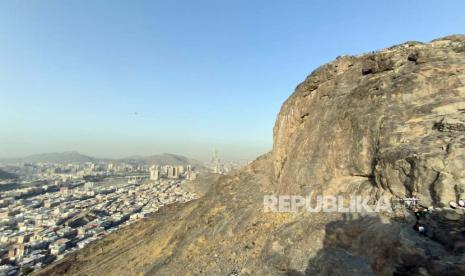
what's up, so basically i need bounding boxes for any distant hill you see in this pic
[0,151,204,167]
[121,153,204,167]
[1,151,97,164]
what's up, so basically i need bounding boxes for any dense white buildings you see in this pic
[0,161,198,275]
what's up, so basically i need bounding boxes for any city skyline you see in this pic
[2,1,465,161]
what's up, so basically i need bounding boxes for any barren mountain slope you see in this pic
[38,35,465,276]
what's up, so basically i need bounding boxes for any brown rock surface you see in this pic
[36,35,465,276]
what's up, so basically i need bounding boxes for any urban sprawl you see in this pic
[0,161,205,275]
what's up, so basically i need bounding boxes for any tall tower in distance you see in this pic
[211,149,225,174]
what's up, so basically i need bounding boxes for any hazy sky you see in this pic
[1,0,464,161]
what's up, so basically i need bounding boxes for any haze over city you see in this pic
[1,0,464,162]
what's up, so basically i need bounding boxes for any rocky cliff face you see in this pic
[273,35,465,207]
[37,35,465,276]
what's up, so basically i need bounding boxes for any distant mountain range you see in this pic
[120,153,204,167]
[0,151,96,164]
[0,151,204,167]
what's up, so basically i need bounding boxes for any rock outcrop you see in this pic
[273,35,465,207]
[37,35,465,276]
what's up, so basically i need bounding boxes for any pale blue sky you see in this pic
[0,0,464,161]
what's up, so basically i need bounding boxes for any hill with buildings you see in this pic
[37,35,465,275]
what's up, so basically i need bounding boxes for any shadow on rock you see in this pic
[286,210,465,276]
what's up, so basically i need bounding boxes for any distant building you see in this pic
[127,175,147,184]
[16,234,31,244]
[149,166,160,181]
[162,165,169,175]
[43,199,54,208]
[187,171,197,181]
[8,244,28,258]
[84,182,94,190]
[211,150,226,174]
[59,187,69,195]
[49,238,68,255]
[167,166,178,179]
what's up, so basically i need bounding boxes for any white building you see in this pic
[149,166,160,181]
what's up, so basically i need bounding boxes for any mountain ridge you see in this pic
[0,151,204,166]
